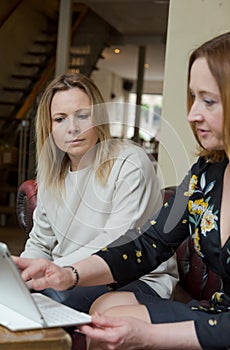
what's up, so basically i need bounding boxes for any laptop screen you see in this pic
[0,242,45,325]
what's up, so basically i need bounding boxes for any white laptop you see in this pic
[0,242,91,331]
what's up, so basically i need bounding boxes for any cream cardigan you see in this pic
[21,144,178,298]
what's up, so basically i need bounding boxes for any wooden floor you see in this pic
[0,216,26,255]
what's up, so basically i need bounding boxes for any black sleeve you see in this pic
[195,312,230,350]
[95,163,197,286]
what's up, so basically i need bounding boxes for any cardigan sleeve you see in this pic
[20,192,57,260]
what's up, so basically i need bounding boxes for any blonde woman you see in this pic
[20,73,178,312]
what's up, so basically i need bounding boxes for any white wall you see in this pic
[91,68,124,103]
[159,0,230,188]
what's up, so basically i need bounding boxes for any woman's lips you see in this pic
[66,138,85,145]
[197,128,210,137]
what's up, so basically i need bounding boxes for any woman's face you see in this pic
[51,87,98,170]
[187,57,224,151]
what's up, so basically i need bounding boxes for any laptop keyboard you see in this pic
[32,293,91,326]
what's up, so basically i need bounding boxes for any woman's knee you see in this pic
[89,291,138,315]
[104,304,151,322]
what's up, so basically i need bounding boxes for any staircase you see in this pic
[0,1,120,226]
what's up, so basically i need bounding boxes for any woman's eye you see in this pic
[54,117,64,123]
[77,113,90,120]
[204,98,215,106]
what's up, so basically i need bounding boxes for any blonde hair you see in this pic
[36,73,122,197]
[187,31,230,162]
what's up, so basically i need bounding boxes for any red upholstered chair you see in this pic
[17,179,37,236]
[162,186,221,303]
[16,181,221,349]
[174,235,221,303]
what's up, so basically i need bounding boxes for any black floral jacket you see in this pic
[96,156,230,349]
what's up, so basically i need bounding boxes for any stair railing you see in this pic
[15,3,89,122]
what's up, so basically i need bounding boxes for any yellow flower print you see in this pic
[188,199,208,215]
[187,171,218,259]
[193,228,202,256]
[136,251,142,263]
[201,209,218,236]
[122,254,128,260]
[184,175,198,196]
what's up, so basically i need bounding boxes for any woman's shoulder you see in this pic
[191,156,207,171]
[191,156,228,174]
[118,140,150,161]
[110,140,154,175]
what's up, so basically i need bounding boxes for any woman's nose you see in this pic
[187,102,204,123]
[68,115,80,133]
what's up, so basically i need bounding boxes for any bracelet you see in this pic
[63,265,79,290]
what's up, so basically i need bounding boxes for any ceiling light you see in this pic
[113,48,121,54]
